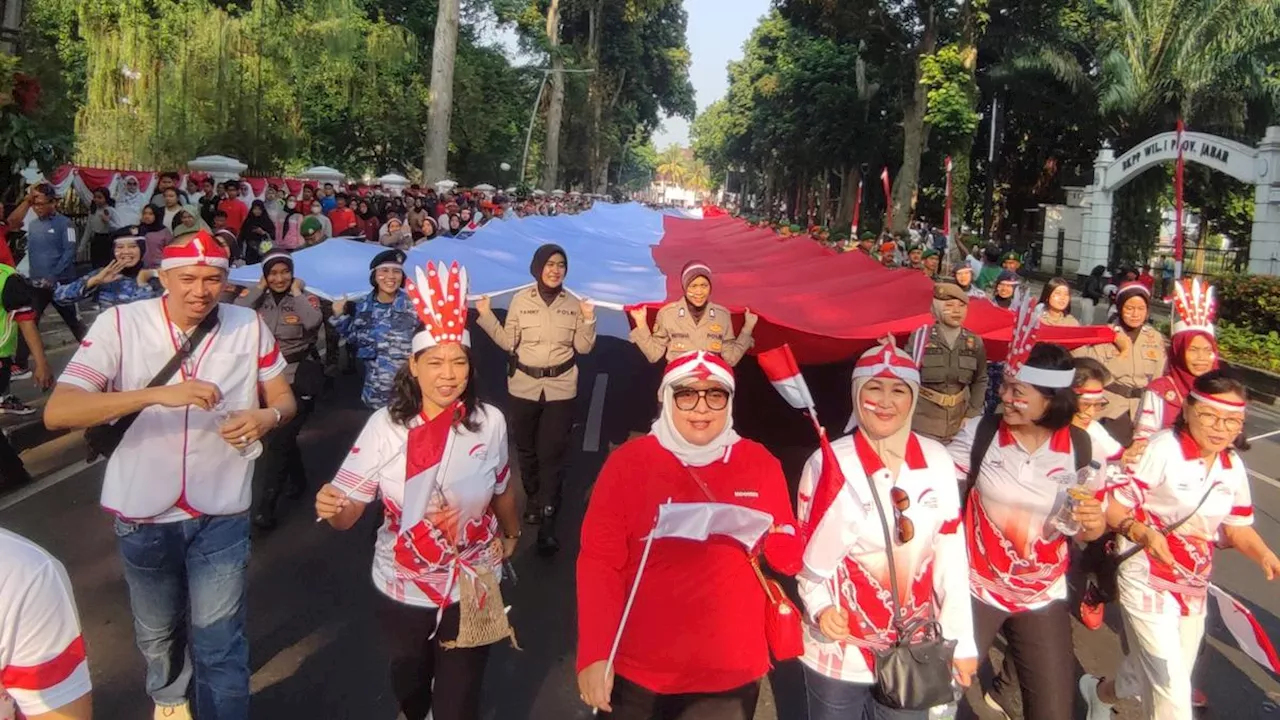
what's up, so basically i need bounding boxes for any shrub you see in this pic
[1214,274,1280,334]
[1217,321,1280,374]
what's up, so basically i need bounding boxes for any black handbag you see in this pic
[84,310,219,462]
[864,472,957,710]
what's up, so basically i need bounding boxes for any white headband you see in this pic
[1188,391,1246,414]
[1013,365,1076,389]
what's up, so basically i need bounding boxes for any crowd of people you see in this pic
[0,188,1274,720]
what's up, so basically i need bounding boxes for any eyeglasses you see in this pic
[1077,398,1109,412]
[672,387,731,411]
[1192,409,1244,433]
[890,487,914,544]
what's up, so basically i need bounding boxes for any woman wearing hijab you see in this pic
[1081,371,1279,720]
[54,235,159,309]
[379,216,413,251]
[407,197,428,239]
[114,174,148,226]
[331,249,419,410]
[114,204,170,269]
[239,200,276,265]
[475,244,597,555]
[357,199,380,243]
[949,338,1108,720]
[317,261,520,720]
[1136,279,1220,441]
[83,186,122,268]
[447,214,462,237]
[991,270,1019,309]
[798,340,977,719]
[1077,282,1167,445]
[629,261,758,366]
[1038,277,1079,326]
[577,351,802,718]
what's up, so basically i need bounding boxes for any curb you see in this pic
[1223,361,1280,405]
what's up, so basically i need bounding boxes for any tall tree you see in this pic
[540,0,565,190]
[423,0,460,182]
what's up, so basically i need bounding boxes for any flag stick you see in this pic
[593,505,665,715]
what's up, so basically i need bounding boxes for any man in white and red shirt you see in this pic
[0,529,91,720]
[44,230,296,720]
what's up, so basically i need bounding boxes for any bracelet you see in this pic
[269,407,282,427]
[504,530,521,541]
[1117,517,1137,540]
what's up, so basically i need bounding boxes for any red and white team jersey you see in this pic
[798,431,976,684]
[0,530,90,720]
[59,299,285,522]
[948,417,1109,612]
[332,403,510,609]
[1113,429,1253,616]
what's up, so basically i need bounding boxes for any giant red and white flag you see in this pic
[651,502,773,550]
[758,344,816,413]
[1209,584,1280,673]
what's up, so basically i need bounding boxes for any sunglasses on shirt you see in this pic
[891,487,914,544]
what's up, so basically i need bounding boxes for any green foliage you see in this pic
[1217,321,1280,373]
[920,45,980,146]
[618,139,656,192]
[1215,274,1280,335]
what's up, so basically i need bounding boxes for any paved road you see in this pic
[2,314,1280,719]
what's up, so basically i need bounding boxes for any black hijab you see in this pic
[531,243,567,305]
[241,200,275,242]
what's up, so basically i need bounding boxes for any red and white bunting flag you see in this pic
[880,167,893,232]
[1209,584,1280,673]
[651,502,774,550]
[757,344,816,413]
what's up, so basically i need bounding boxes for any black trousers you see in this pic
[377,597,491,720]
[253,394,313,510]
[0,358,29,487]
[960,600,1074,720]
[604,675,760,720]
[507,394,576,537]
[15,285,85,368]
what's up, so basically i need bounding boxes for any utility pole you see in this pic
[519,67,595,187]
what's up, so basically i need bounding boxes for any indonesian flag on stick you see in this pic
[1208,584,1280,673]
[944,156,953,238]
[851,177,864,238]
[881,167,893,233]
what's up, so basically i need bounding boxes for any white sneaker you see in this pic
[154,702,193,720]
[1079,674,1114,720]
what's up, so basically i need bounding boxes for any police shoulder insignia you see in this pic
[307,295,320,310]
[966,336,975,349]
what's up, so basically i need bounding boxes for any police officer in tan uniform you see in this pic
[476,243,596,555]
[629,261,757,366]
[1077,281,1166,445]
[910,280,988,442]
[235,250,326,529]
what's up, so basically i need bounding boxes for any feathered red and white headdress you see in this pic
[1006,288,1074,388]
[1171,277,1216,337]
[405,261,471,353]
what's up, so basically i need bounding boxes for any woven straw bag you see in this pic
[442,567,519,650]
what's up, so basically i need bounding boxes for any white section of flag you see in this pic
[770,378,815,412]
[1209,584,1280,673]
[650,502,773,550]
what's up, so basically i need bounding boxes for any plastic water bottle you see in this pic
[929,703,957,719]
[1051,460,1101,536]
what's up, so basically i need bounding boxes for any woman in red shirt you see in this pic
[577,351,802,719]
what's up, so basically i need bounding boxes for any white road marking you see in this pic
[1247,428,1280,443]
[582,373,609,453]
[0,458,98,513]
[1248,468,1280,491]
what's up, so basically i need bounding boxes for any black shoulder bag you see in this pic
[961,415,1091,511]
[1095,482,1217,602]
[84,310,219,462]
[865,473,958,710]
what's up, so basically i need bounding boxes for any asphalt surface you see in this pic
[2,308,1280,719]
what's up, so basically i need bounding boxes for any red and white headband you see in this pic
[406,261,471,352]
[1074,388,1106,402]
[662,351,735,392]
[160,230,229,271]
[851,339,921,386]
[1189,391,1246,414]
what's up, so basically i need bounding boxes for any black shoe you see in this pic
[523,510,543,526]
[536,535,560,556]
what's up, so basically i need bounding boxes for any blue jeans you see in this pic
[803,665,929,720]
[115,513,251,720]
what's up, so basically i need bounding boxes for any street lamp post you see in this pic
[519,67,596,187]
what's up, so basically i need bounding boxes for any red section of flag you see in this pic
[805,429,847,543]
[757,344,816,411]
[851,178,863,237]
[880,167,893,233]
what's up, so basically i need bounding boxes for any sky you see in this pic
[650,0,772,150]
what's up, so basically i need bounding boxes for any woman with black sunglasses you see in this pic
[798,339,978,719]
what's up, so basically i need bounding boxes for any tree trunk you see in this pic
[423,0,460,183]
[540,0,565,191]
[891,5,938,235]
[949,1,982,236]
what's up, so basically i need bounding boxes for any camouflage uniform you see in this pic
[54,271,161,309]
[331,289,416,409]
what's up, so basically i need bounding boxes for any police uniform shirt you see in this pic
[235,285,323,385]
[911,325,987,442]
[1077,325,1167,421]
[476,287,597,402]
[630,299,753,366]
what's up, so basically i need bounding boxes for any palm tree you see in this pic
[656,145,689,200]
[686,160,712,198]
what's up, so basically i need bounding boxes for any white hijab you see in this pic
[650,365,741,467]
